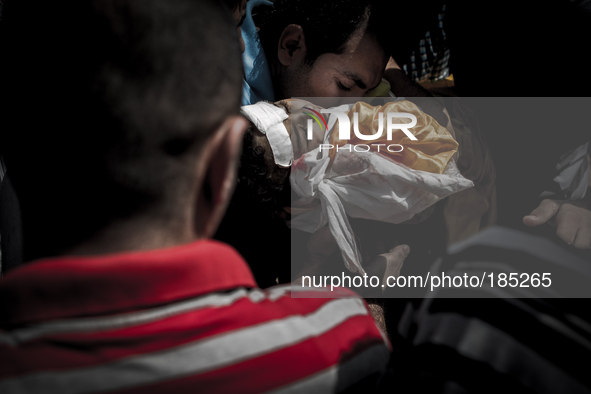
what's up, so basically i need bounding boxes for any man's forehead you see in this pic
[337,35,386,86]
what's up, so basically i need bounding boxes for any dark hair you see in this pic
[235,125,291,219]
[257,0,388,66]
[0,0,243,259]
[222,0,242,12]
[215,125,292,288]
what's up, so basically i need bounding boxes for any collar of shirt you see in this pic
[0,240,256,328]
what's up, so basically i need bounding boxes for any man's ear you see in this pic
[277,24,306,66]
[194,116,248,239]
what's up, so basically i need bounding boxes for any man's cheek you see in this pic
[318,85,342,98]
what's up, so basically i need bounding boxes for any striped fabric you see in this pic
[397,226,591,393]
[401,4,450,83]
[0,240,390,393]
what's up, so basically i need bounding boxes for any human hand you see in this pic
[298,226,410,286]
[385,56,401,71]
[365,244,410,290]
[523,199,591,249]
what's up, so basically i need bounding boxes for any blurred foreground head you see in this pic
[0,0,246,261]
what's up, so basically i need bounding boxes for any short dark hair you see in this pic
[236,124,291,219]
[222,0,243,13]
[256,0,388,66]
[0,0,243,259]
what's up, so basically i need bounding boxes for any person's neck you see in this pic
[268,60,288,101]
[64,216,199,257]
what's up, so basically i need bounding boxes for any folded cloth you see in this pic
[289,99,474,274]
[540,142,589,201]
[241,102,292,167]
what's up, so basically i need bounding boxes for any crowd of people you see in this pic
[0,0,590,393]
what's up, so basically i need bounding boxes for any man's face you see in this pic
[280,32,388,99]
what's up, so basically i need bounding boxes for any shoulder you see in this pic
[0,284,390,393]
[222,284,391,392]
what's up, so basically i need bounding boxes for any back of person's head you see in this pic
[0,0,244,260]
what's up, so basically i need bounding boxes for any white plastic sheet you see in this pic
[289,99,474,274]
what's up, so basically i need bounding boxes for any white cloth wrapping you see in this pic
[290,105,474,275]
[241,102,293,167]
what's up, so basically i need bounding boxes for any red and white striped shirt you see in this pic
[0,240,390,393]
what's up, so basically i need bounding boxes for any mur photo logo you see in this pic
[304,104,417,153]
